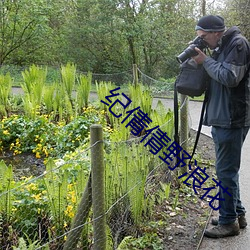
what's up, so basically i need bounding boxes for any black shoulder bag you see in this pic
[175,58,208,97]
[174,58,210,163]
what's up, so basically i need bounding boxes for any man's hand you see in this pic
[192,47,207,64]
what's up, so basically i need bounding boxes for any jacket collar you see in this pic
[212,26,241,58]
[221,26,241,46]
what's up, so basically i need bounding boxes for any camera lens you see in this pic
[176,36,208,63]
[176,45,198,63]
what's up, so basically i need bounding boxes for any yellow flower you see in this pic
[36,152,41,159]
[12,207,17,212]
[14,149,22,155]
[65,205,74,218]
[71,195,76,204]
[26,183,37,191]
[3,130,9,135]
[42,147,49,157]
[32,193,42,201]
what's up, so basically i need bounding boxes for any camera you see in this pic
[176,36,208,63]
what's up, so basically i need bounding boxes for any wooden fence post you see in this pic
[63,175,92,250]
[133,64,138,85]
[91,124,106,250]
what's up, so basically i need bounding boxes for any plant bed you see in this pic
[0,69,217,249]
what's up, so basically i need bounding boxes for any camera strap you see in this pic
[174,84,208,165]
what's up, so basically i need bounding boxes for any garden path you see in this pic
[153,97,250,250]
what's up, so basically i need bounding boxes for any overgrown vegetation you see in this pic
[0,57,217,249]
[0,64,186,249]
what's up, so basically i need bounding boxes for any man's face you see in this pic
[196,30,222,49]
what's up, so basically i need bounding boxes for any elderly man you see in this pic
[192,15,250,238]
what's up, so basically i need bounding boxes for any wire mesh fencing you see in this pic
[0,123,178,249]
[0,65,192,249]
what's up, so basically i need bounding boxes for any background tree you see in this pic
[0,0,236,80]
[64,0,130,73]
[0,0,49,65]
[220,0,250,39]
[65,0,200,78]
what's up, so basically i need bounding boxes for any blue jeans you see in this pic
[211,126,249,225]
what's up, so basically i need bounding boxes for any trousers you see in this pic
[211,126,249,225]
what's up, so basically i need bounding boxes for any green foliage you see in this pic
[0,73,12,116]
[0,0,52,65]
[21,65,47,118]
[159,182,171,202]
[0,65,25,85]
[96,81,119,128]
[172,189,180,210]
[12,177,48,240]
[128,83,153,117]
[105,137,160,228]
[0,161,14,222]
[13,235,47,250]
[117,233,163,250]
[0,109,101,157]
[150,100,174,140]
[61,63,76,100]
[43,85,56,113]
[43,159,68,229]
[0,77,177,248]
[96,81,116,111]
[76,72,92,110]
[0,0,229,78]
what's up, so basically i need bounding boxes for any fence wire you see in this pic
[0,135,177,249]
[0,66,193,249]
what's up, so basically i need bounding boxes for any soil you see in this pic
[0,152,45,180]
[158,130,216,250]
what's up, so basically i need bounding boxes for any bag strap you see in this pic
[174,80,208,164]
[189,90,208,164]
[174,80,179,145]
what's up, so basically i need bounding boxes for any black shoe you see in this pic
[204,222,240,238]
[211,214,247,229]
[238,215,248,228]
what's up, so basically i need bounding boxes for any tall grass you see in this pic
[76,72,92,112]
[96,81,118,127]
[105,141,153,224]
[0,161,14,222]
[0,73,12,116]
[43,84,56,114]
[128,83,153,117]
[21,65,47,118]
[61,63,76,102]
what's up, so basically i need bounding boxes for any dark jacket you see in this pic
[203,26,250,128]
